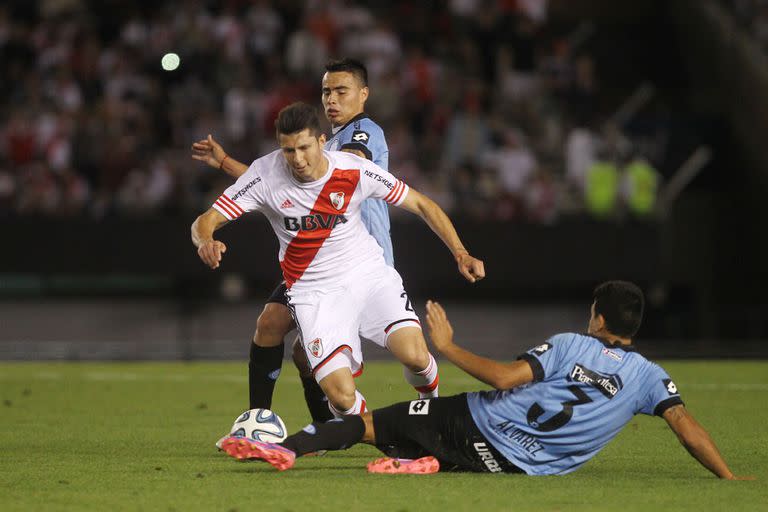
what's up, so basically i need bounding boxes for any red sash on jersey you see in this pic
[280,168,360,288]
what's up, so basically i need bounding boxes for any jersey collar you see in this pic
[331,112,369,135]
[589,334,638,353]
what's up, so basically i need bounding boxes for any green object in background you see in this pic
[0,361,765,511]
[626,159,660,216]
[585,160,619,218]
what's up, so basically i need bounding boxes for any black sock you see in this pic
[248,343,284,409]
[301,375,334,422]
[281,416,365,456]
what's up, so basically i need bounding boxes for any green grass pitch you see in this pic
[0,360,766,511]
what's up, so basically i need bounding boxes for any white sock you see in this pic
[404,353,439,398]
[328,389,368,418]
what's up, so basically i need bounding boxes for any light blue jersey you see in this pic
[467,333,683,475]
[325,114,394,266]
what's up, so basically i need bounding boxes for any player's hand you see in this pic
[197,240,227,269]
[425,300,455,353]
[456,252,485,283]
[191,134,227,170]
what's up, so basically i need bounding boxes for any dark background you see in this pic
[1,0,767,358]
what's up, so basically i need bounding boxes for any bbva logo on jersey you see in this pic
[284,214,348,231]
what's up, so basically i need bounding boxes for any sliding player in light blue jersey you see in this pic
[192,59,403,426]
[467,329,677,475]
[220,281,752,480]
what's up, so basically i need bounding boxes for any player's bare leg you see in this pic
[317,367,368,416]
[248,303,294,409]
[386,327,440,398]
[292,337,334,422]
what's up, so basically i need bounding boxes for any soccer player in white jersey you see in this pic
[192,102,485,420]
[220,281,752,480]
[193,59,402,422]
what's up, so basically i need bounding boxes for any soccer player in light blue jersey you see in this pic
[221,281,752,479]
[322,61,393,266]
[192,59,405,424]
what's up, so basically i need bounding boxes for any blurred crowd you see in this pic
[726,0,768,50]
[0,0,666,223]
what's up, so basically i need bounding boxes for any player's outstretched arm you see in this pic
[191,208,229,270]
[425,301,533,390]
[663,404,753,480]
[398,188,485,283]
[191,134,249,178]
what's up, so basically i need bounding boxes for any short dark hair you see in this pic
[325,58,368,87]
[275,102,322,137]
[593,281,644,338]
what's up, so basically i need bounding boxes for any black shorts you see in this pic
[265,281,288,306]
[372,393,524,474]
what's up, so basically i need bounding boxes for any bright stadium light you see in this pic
[161,53,180,71]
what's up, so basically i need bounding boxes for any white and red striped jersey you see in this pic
[212,150,409,289]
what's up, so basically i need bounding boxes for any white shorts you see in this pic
[286,265,421,382]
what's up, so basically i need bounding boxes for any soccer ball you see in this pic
[228,408,287,443]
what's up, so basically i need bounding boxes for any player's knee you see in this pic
[387,329,431,370]
[326,389,356,412]
[321,380,357,412]
[254,304,293,345]
[395,343,431,372]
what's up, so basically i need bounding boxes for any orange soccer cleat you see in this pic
[220,437,296,471]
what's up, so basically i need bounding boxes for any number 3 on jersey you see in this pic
[526,385,593,432]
